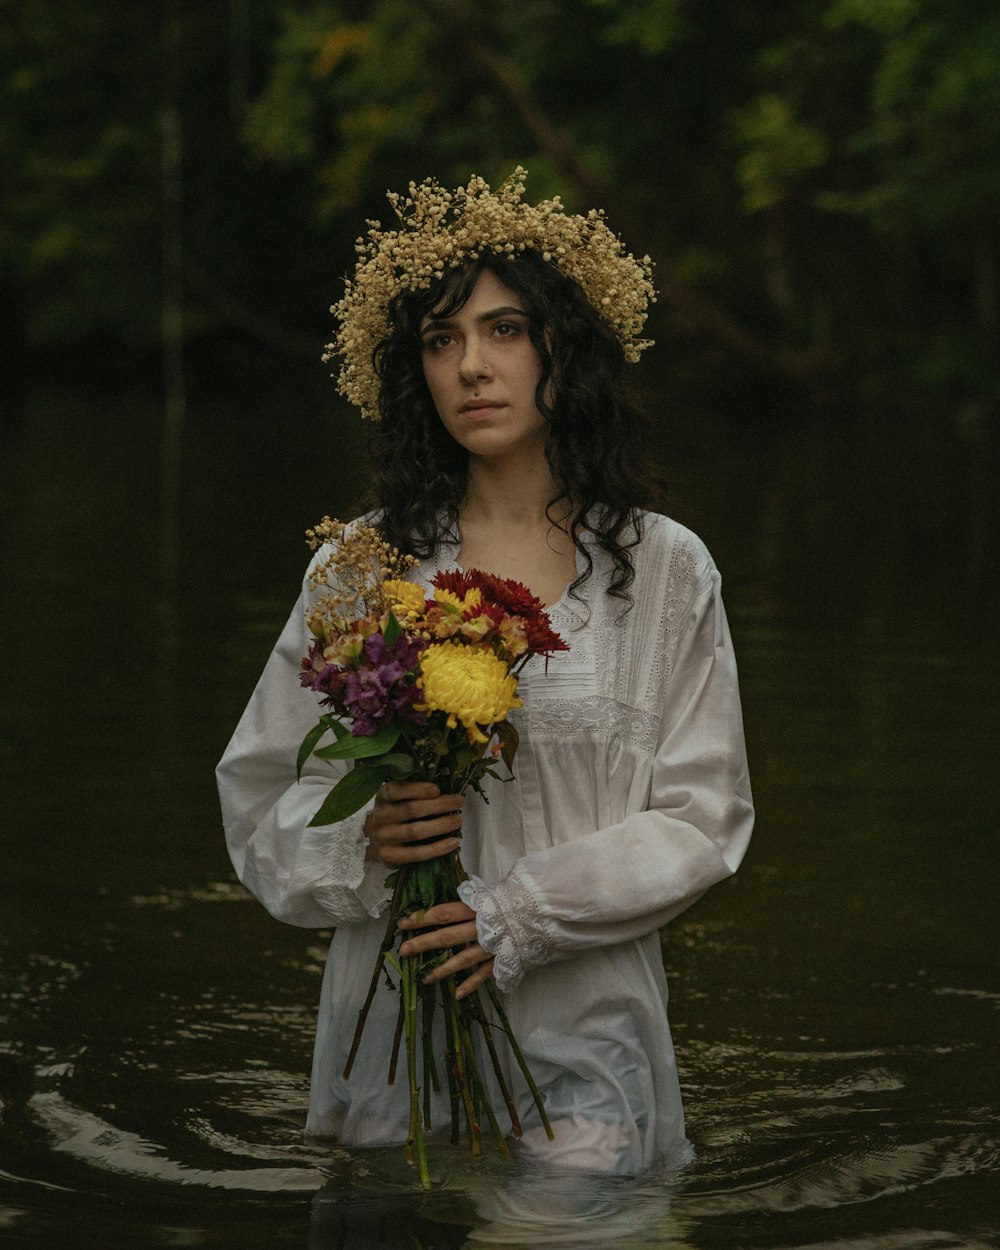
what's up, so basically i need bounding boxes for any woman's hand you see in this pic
[362,780,464,868]
[398,901,494,999]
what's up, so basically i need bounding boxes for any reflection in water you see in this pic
[309,1187,472,1250]
[463,1167,693,1249]
[308,1164,694,1250]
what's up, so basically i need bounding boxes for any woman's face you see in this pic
[419,269,548,466]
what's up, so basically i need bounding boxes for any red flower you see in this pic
[522,614,568,657]
[481,573,538,615]
[431,569,486,600]
[431,569,568,659]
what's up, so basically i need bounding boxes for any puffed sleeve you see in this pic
[459,545,754,991]
[216,557,392,928]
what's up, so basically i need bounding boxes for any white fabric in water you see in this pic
[216,511,754,1174]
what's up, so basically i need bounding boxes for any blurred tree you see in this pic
[0,0,160,350]
[241,0,836,383]
[822,0,1000,391]
[2,0,996,408]
[0,0,325,375]
[728,0,1000,397]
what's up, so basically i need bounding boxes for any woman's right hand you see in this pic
[362,780,464,868]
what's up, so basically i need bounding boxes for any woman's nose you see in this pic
[458,339,490,384]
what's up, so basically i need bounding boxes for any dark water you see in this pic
[2,378,998,1248]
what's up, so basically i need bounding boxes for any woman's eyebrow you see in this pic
[420,306,527,334]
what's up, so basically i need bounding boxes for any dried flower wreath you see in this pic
[325,167,656,419]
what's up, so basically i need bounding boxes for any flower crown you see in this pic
[325,167,656,420]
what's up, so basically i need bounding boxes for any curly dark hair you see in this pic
[368,248,658,606]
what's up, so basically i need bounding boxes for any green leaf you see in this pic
[379,752,416,779]
[382,610,402,644]
[307,763,388,825]
[296,712,354,779]
[296,719,332,780]
[495,718,520,773]
[314,722,401,760]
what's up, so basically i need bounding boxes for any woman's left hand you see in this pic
[397,902,494,999]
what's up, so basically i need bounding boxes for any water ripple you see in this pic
[25,1091,327,1193]
[680,1132,1000,1216]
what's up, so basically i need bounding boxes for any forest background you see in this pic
[3,0,999,420]
[3,6,1000,1245]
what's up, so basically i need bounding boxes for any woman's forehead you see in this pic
[421,268,525,327]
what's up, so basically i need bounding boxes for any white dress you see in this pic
[216,511,754,1174]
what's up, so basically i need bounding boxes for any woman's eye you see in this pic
[425,333,454,351]
[494,321,520,338]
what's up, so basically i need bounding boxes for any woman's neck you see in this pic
[460,455,566,532]
[456,458,578,606]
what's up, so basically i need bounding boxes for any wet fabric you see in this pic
[216,512,754,1174]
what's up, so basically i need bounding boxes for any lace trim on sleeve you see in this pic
[313,808,392,922]
[458,867,555,993]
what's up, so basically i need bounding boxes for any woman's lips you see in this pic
[458,400,503,419]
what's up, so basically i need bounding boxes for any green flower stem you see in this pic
[448,984,481,1156]
[340,824,554,1184]
[467,988,522,1137]
[343,867,406,1080]
[404,953,431,1188]
[388,984,405,1085]
[422,982,435,1128]
[460,1012,509,1158]
[425,990,441,1094]
[404,956,416,1165]
[486,981,554,1141]
[442,982,461,1145]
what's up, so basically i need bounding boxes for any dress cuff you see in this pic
[458,866,555,993]
[313,807,392,922]
[354,857,392,916]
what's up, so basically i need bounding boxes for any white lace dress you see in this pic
[216,511,754,1174]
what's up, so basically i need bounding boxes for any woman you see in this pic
[217,169,753,1176]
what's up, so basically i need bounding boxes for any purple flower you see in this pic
[299,641,349,712]
[342,633,426,736]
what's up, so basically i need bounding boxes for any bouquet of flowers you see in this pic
[296,518,566,1187]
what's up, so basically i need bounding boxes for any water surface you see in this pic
[2,380,997,1247]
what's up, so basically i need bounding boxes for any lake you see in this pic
[1,372,997,1248]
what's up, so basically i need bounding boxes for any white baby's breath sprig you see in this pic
[305,517,418,637]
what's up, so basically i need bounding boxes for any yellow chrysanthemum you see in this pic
[383,579,426,619]
[434,586,482,616]
[416,643,522,743]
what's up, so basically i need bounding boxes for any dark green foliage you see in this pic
[3,0,997,407]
